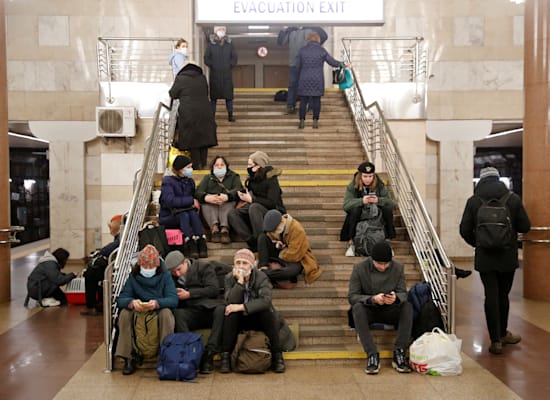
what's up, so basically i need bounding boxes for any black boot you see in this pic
[197,236,208,258]
[272,352,285,373]
[228,111,235,122]
[455,268,472,279]
[122,357,136,375]
[199,350,215,374]
[219,352,231,373]
[185,238,199,259]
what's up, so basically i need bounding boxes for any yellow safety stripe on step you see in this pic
[282,350,393,360]
[192,169,355,176]
[279,180,350,187]
[234,87,342,93]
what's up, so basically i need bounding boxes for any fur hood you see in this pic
[208,34,232,45]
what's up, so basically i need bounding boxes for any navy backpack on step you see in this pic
[157,332,203,381]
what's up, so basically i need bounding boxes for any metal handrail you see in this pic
[102,99,178,371]
[0,226,25,244]
[341,40,455,333]
[521,226,550,243]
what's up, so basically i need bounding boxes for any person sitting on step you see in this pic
[195,155,243,244]
[165,250,225,374]
[257,209,322,288]
[219,249,286,374]
[227,151,286,252]
[340,161,396,257]
[348,241,413,374]
[159,155,208,259]
[115,245,178,375]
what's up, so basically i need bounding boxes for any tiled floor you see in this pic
[3,240,549,400]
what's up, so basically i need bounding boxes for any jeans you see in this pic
[287,66,299,108]
[159,209,204,238]
[210,99,233,114]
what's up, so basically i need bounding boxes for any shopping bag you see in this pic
[409,327,463,376]
[167,146,190,169]
[339,69,354,90]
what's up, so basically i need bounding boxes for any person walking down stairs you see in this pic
[159,155,208,259]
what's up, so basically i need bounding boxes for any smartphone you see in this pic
[368,192,376,196]
[383,293,392,297]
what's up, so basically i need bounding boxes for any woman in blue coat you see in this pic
[295,31,346,129]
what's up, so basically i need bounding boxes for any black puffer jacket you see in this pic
[246,166,286,213]
[459,177,531,273]
[169,63,217,150]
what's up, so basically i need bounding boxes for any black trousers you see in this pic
[479,270,516,342]
[221,308,281,353]
[340,205,396,241]
[257,233,303,283]
[189,147,208,170]
[173,304,225,353]
[83,266,105,310]
[352,301,413,355]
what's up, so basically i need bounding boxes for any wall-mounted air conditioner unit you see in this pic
[96,106,136,137]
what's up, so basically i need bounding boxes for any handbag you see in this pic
[409,327,463,376]
[339,69,354,90]
[332,66,345,84]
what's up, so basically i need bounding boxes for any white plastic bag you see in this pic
[409,327,463,376]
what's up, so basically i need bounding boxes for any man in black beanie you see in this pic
[348,241,413,374]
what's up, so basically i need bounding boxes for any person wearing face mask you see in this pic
[168,38,189,76]
[159,155,209,259]
[115,245,178,375]
[195,155,243,244]
[169,61,217,170]
[257,209,322,288]
[227,151,286,252]
[204,25,238,122]
[219,248,286,374]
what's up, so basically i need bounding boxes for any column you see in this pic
[0,1,9,303]
[522,0,550,301]
[29,121,96,260]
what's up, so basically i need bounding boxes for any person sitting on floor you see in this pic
[219,248,285,374]
[81,214,123,316]
[159,155,208,259]
[26,247,75,307]
[115,245,178,375]
[165,250,225,374]
[257,209,322,288]
[348,241,413,374]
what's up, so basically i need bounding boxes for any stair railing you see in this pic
[102,99,178,371]
[341,41,456,334]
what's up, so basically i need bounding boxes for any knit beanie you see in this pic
[138,244,160,268]
[358,161,375,174]
[263,209,283,232]
[249,151,269,168]
[165,250,185,271]
[371,241,393,262]
[173,155,192,171]
[479,166,500,179]
[234,248,256,268]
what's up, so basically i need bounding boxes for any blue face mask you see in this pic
[213,167,226,178]
[140,267,156,278]
[184,168,193,178]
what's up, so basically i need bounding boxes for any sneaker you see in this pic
[345,244,355,257]
[41,297,61,307]
[489,341,503,355]
[501,331,521,345]
[365,352,380,374]
[392,348,412,373]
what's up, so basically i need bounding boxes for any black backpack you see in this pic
[274,90,288,102]
[138,223,170,257]
[354,205,386,256]
[408,282,444,339]
[475,192,513,249]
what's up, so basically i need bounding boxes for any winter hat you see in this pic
[371,241,393,263]
[263,209,283,232]
[137,244,161,268]
[110,214,123,223]
[479,165,500,179]
[249,151,269,168]
[234,248,256,268]
[165,250,185,271]
[358,161,375,174]
[173,155,192,171]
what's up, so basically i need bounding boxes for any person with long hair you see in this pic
[340,162,396,256]
[227,151,285,252]
[195,155,243,244]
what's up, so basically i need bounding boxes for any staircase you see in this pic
[198,89,423,360]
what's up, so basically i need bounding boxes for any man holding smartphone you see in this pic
[348,241,413,374]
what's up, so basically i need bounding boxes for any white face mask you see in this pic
[213,167,226,178]
[140,267,156,278]
[176,47,188,56]
[216,30,225,39]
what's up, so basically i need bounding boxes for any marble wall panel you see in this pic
[98,16,130,37]
[38,16,69,47]
[85,155,101,185]
[395,16,427,37]
[513,16,524,47]
[454,16,484,47]
[100,153,144,186]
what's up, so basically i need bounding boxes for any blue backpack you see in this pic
[156,332,203,381]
